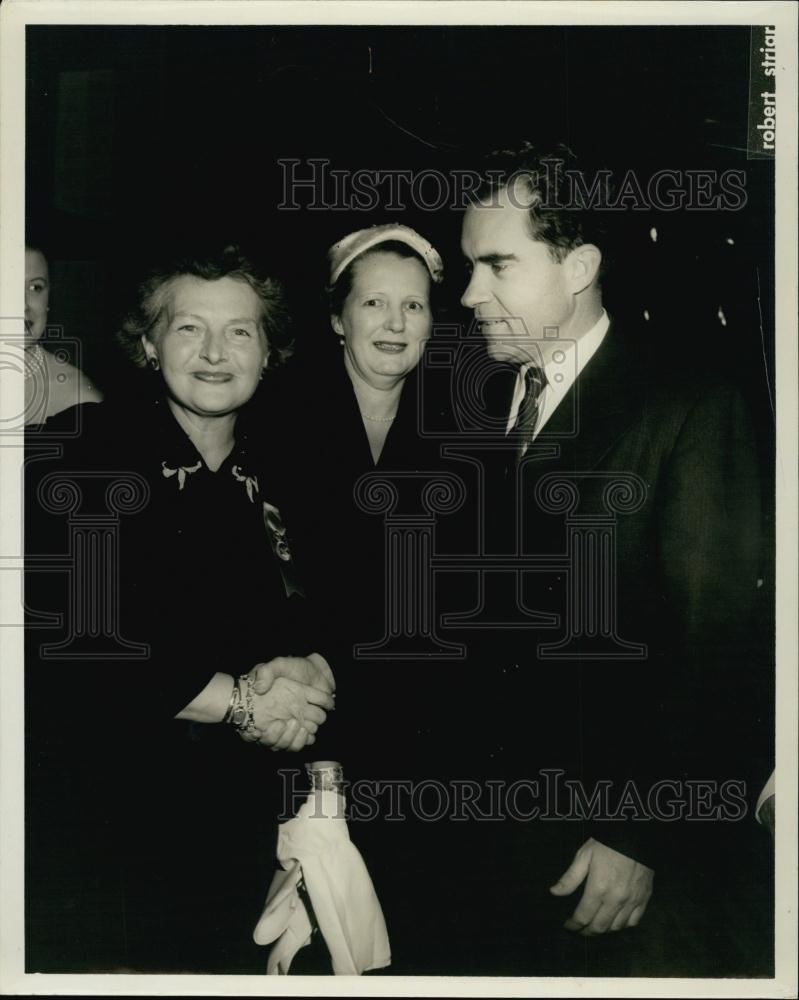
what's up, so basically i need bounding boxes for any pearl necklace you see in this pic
[361,411,396,423]
[24,342,48,381]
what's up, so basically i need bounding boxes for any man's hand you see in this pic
[246,676,335,751]
[238,654,335,752]
[550,838,654,935]
[260,718,315,753]
[250,653,335,698]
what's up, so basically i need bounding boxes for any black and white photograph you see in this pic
[0,1,796,994]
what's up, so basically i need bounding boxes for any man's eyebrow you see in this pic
[476,252,519,265]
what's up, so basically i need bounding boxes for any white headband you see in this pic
[328,224,444,286]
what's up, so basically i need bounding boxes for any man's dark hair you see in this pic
[117,245,293,368]
[471,141,612,277]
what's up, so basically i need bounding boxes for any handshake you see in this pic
[236,652,336,752]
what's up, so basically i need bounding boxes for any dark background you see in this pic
[26,24,775,460]
[23,24,777,977]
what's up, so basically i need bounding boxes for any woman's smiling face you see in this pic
[142,275,268,419]
[332,251,432,390]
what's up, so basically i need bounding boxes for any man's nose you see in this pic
[384,305,405,333]
[461,270,489,310]
[200,329,228,363]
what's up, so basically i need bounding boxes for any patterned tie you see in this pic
[513,364,546,463]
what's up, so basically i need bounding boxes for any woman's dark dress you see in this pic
[259,356,480,973]
[25,393,316,973]
[264,356,459,765]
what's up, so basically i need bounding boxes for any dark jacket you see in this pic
[258,355,459,775]
[24,392,316,973]
[474,320,770,867]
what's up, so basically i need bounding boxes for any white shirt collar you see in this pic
[506,309,610,437]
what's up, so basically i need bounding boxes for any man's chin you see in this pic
[484,342,523,365]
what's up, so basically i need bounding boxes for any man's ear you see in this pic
[331,314,344,338]
[566,244,602,295]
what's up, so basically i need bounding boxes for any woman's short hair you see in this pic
[326,240,433,318]
[117,245,293,368]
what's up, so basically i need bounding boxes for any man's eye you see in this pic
[405,301,425,312]
[231,328,251,337]
[177,324,199,333]
[28,282,45,293]
[364,299,383,307]
[491,262,509,274]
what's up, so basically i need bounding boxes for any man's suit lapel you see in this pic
[533,322,645,475]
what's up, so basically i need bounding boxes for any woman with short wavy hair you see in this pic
[25,245,334,974]
[116,245,294,370]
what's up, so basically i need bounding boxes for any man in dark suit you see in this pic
[453,144,771,975]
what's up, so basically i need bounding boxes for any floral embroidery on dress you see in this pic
[232,465,259,503]
[161,460,202,491]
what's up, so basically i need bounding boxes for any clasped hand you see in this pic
[238,652,336,752]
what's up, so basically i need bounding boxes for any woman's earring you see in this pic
[148,356,160,372]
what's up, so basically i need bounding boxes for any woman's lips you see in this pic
[372,341,407,353]
[193,372,234,382]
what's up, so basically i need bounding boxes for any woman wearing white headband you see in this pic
[268,220,448,684]
[273,223,446,645]
[327,223,444,462]
[259,225,468,974]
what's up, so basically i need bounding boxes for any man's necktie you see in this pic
[512,364,546,463]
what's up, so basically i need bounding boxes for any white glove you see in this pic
[253,860,313,974]
[255,789,391,975]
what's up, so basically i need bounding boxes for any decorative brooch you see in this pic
[262,501,293,562]
[161,460,202,491]
[232,465,260,503]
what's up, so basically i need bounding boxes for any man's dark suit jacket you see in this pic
[476,318,770,869]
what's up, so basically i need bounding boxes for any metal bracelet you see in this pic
[236,673,258,738]
[223,677,242,724]
[306,761,344,792]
